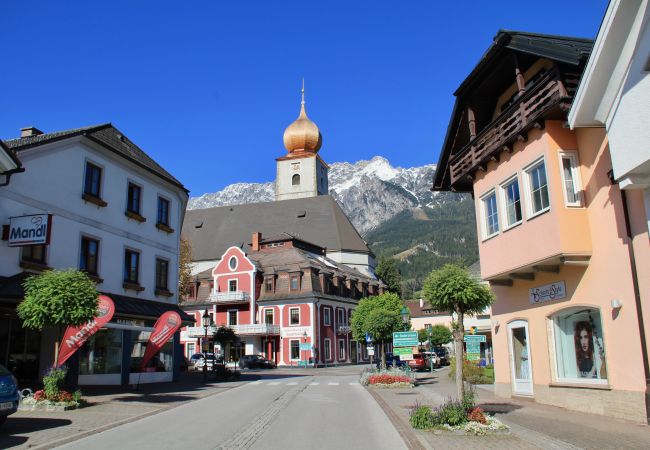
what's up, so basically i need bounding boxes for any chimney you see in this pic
[252,232,262,251]
[20,127,44,138]
[419,298,424,308]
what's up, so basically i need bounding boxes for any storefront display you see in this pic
[78,329,122,375]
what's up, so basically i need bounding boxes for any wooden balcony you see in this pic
[448,68,581,187]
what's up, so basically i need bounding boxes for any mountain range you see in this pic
[188,156,478,295]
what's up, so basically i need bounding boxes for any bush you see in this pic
[431,399,468,426]
[461,388,475,411]
[449,358,494,384]
[410,404,435,429]
[468,407,487,424]
[359,367,415,386]
[43,367,67,400]
[466,374,493,384]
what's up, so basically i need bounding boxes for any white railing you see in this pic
[230,324,280,335]
[185,326,218,338]
[209,291,250,303]
[337,325,351,334]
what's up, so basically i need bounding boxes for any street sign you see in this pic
[399,354,414,361]
[465,341,481,362]
[392,347,415,356]
[365,333,373,344]
[463,334,486,343]
[393,331,418,347]
[299,343,311,350]
[367,349,375,356]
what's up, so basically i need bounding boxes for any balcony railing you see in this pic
[229,324,280,335]
[337,325,351,334]
[209,291,250,303]
[448,68,580,187]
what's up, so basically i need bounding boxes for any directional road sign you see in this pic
[463,334,486,343]
[393,331,418,347]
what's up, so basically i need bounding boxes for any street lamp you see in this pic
[302,331,308,367]
[428,328,434,372]
[401,307,409,331]
[202,309,212,382]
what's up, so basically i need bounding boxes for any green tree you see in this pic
[351,292,404,369]
[375,255,402,295]
[18,269,99,365]
[213,326,237,356]
[423,264,494,400]
[178,237,193,297]
[417,325,453,347]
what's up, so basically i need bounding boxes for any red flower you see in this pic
[34,390,46,401]
[57,390,73,402]
[468,407,487,424]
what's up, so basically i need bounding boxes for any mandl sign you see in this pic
[6,214,52,247]
[140,311,182,370]
[57,295,115,367]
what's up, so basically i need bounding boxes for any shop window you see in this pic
[84,162,102,198]
[157,196,170,226]
[80,236,100,275]
[155,258,169,291]
[127,182,142,215]
[131,330,173,372]
[323,307,331,326]
[123,249,140,284]
[481,189,499,238]
[290,307,300,325]
[324,338,331,360]
[290,339,300,360]
[500,176,522,228]
[79,329,122,375]
[525,158,550,216]
[559,152,583,207]
[552,308,607,383]
[22,245,46,265]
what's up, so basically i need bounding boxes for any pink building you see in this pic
[434,28,650,423]
[180,233,384,366]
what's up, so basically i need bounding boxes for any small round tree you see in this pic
[18,269,99,365]
[351,292,404,370]
[423,264,494,400]
[417,324,452,348]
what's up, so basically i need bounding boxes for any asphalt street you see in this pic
[57,369,406,450]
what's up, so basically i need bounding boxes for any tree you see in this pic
[351,292,404,369]
[417,325,453,347]
[375,255,402,295]
[213,326,237,356]
[18,269,99,365]
[423,264,494,400]
[178,237,193,297]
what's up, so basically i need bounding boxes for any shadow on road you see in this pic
[477,402,524,415]
[0,417,72,448]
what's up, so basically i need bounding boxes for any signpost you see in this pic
[393,331,418,347]
[464,334,485,362]
[463,334,486,343]
[392,347,415,356]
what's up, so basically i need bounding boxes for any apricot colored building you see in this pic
[434,22,650,423]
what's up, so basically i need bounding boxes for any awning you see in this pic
[105,293,195,325]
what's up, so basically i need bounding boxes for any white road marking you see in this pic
[287,382,298,385]
[348,382,358,386]
[269,381,280,386]
[309,382,320,386]
[328,382,339,386]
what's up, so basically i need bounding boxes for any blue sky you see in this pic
[1,1,607,196]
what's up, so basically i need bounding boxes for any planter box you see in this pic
[19,402,79,411]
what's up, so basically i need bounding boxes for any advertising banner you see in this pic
[57,295,115,367]
[7,214,52,247]
[140,311,182,370]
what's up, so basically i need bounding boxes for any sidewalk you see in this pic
[0,371,256,450]
[368,367,650,450]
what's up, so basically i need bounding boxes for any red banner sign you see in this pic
[140,311,182,371]
[57,295,115,367]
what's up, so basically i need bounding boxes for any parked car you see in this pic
[421,351,440,369]
[375,353,408,369]
[434,347,450,366]
[239,355,276,369]
[408,353,439,371]
[0,364,20,427]
[192,353,224,371]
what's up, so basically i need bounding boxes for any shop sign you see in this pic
[57,295,115,367]
[529,281,566,304]
[6,214,52,246]
[281,326,311,338]
[140,311,182,370]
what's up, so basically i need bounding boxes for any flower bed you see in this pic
[19,367,85,411]
[359,368,415,387]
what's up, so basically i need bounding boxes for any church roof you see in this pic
[183,195,372,261]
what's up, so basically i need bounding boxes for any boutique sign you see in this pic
[529,281,566,304]
[6,214,52,246]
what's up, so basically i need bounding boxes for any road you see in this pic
[57,368,406,450]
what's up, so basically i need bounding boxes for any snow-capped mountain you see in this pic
[188,156,439,234]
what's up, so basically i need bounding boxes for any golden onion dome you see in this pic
[283,83,322,153]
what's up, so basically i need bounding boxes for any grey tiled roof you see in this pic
[4,124,186,191]
[183,195,372,261]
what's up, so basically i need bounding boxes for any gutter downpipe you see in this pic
[0,167,25,187]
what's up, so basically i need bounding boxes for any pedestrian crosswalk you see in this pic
[250,380,359,387]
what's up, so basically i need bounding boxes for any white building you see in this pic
[0,124,191,386]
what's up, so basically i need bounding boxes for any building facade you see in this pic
[0,124,191,387]
[434,30,650,423]
[180,233,383,366]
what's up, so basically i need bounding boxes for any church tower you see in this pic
[275,82,329,201]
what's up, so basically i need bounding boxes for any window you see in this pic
[324,338,331,360]
[292,174,300,186]
[78,329,122,375]
[80,237,99,275]
[481,190,499,238]
[559,152,582,207]
[526,159,550,216]
[155,258,169,291]
[228,256,237,270]
[228,279,237,292]
[264,309,274,324]
[501,177,522,228]
[265,277,273,293]
[552,308,607,384]
[157,197,170,226]
[338,339,345,360]
[337,308,346,326]
[123,249,140,284]
[228,310,238,326]
[290,307,300,325]
[127,182,142,214]
[290,276,299,291]
[323,308,331,326]
[21,245,46,264]
[290,340,300,360]
[84,162,102,198]
[186,343,195,358]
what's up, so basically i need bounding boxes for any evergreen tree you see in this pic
[376,255,402,294]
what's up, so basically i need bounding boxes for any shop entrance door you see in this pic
[507,320,533,396]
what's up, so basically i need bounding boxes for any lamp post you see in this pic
[400,307,409,332]
[428,328,434,372]
[202,309,212,383]
[302,331,308,367]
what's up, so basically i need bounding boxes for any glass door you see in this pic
[508,320,533,395]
